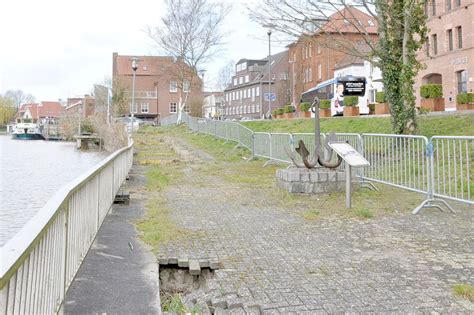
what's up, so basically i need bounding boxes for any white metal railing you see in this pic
[0,142,133,314]
[163,113,473,207]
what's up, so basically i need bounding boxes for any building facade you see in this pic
[203,92,224,118]
[223,51,289,119]
[112,53,203,122]
[65,95,95,117]
[288,7,378,109]
[415,0,474,109]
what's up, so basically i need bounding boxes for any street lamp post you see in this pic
[131,57,139,138]
[267,29,272,119]
[289,59,296,110]
[199,69,206,118]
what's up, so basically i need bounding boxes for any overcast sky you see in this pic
[0,0,289,102]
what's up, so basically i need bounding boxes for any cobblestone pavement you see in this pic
[154,136,474,314]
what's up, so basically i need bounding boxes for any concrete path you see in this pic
[64,171,160,314]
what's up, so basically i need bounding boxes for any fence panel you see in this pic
[431,136,474,204]
[253,133,272,159]
[238,125,254,150]
[362,134,429,194]
[270,133,293,163]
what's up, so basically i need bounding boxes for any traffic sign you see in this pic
[264,93,276,101]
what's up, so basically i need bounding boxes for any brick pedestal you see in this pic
[276,168,357,194]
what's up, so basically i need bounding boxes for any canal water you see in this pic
[0,136,108,246]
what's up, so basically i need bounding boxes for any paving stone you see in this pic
[177,258,189,267]
[189,259,201,275]
[148,135,474,313]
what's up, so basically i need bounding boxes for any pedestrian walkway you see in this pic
[64,171,160,314]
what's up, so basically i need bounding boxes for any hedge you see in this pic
[420,84,443,99]
[276,108,284,115]
[299,102,311,111]
[456,93,474,104]
[319,100,331,109]
[376,91,385,103]
[344,96,359,107]
[283,104,295,113]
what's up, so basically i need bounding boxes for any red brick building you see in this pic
[415,0,473,110]
[65,95,95,117]
[288,7,378,107]
[112,53,203,123]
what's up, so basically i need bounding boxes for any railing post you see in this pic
[252,133,256,157]
[269,133,273,160]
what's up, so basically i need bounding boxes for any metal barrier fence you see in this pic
[0,142,134,314]
[162,113,473,207]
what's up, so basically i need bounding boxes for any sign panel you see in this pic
[328,142,370,167]
[338,76,366,96]
[264,93,277,101]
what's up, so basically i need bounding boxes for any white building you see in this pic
[203,92,224,118]
[334,55,384,114]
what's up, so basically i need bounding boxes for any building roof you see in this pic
[287,6,378,47]
[114,54,176,76]
[321,6,378,34]
[17,102,63,119]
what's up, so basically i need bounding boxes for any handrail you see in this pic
[0,142,133,284]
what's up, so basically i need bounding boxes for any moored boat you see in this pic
[11,123,44,140]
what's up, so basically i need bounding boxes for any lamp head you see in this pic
[131,58,139,71]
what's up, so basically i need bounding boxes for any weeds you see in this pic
[453,284,474,301]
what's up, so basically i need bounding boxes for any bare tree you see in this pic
[146,0,230,123]
[3,89,36,108]
[250,0,427,134]
[217,60,235,92]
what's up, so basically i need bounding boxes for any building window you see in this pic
[169,102,177,113]
[183,80,190,93]
[447,29,453,51]
[243,89,247,99]
[141,102,149,113]
[457,70,467,93]
[309,68,312,82]
[317,45,321,54]
[244,75,249,83]
[239,77,243,84]
[368,20,374,26]
[432,34,438,55]
[369,89,377,103]
[446,0,451,10]
[256,86,260,97]
[432,0,436,16]
[318,64,322,80]
[309,43,312,57]
[169,81,177,92]
[456,26,462,49]
[425,36,430,56]
[454,0,461,7]
[233,78,237,86]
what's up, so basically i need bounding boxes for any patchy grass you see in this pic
[160,292,187,314]
[242,114,474,137]
[302,209,320,221]
[136,198,184,253]
[355,208,374,219]
[453,284,474,301]
[133,128,190,252]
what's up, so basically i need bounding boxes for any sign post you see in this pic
[328,142,370,209]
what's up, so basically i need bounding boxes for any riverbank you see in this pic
[132,126,473,313]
